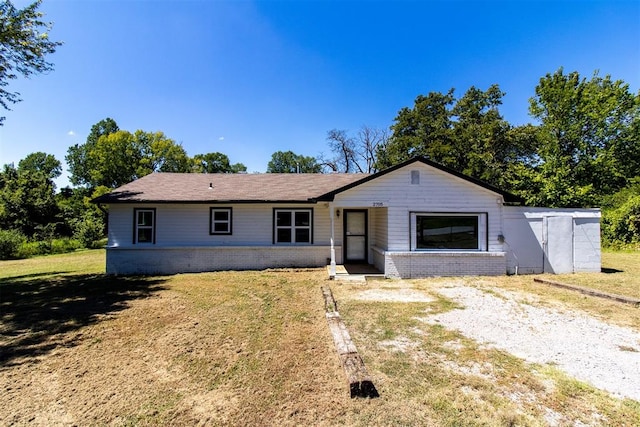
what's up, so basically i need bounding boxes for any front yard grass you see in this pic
[1,249,638,426]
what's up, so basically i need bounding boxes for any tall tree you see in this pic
[135,130,191,174]
[528,68,640,207]
[0,153,60,236]
[266,151,321,173]
[376,90,455,170]
[67,118,120,187]
[321,126,387,173]
[67,121,191,188]
[192,152,246,173]
[450,85,529,186]
[17,151,61,181]
[0,0,63,124]
[378,86,537,187]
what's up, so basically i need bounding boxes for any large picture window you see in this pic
[134,208,156,244]
[412,213,487,251]
[274,209,313,244]
[210,208,232,235]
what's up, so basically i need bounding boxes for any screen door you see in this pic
[344,210,367,263]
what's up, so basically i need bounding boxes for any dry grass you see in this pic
[1,250,639,426]
[469,250,640,331]
[333,278,640,426]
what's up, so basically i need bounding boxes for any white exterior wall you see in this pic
[333,163,507,277]
[108,203,334,247]
[103,162,601,277]
[106,202,341,274]
[503,207,601,274]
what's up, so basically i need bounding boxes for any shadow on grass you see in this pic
[0,273,166,367]
[601,267,624,274]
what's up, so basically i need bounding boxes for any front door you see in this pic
[344,210,368,263]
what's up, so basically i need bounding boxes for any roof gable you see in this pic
[314,157,523,204]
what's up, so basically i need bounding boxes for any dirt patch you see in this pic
[354,288,434,303]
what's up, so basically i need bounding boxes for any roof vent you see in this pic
[411,170,420,185]
[209,182,213,189]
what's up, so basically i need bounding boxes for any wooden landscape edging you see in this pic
[533,278,640,306]
[321,285,379,398]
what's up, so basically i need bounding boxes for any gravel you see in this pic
[421,285,640,401]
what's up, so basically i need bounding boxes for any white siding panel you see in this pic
[334,163,505,253]
[503,206,601,275]
[107,203,332,247]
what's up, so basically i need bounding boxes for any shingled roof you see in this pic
[92,172,370,204]
[92,157,523,205]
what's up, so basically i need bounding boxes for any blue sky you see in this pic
[1,0,638,188]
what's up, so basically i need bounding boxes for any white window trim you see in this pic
[273,208,313,245]
[210,207,232,235]
[134,208,156,244]
[410,212,487,251]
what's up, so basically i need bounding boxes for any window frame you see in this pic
[133,208,156,244]
[272,208,314,245]
[209,207,233,235]
[410,212,487,251]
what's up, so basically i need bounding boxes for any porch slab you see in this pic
[329,264,385,282]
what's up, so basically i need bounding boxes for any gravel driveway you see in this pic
[422,285,640,401]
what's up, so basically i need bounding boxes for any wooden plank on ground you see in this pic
[321,285,379,398]
[533,278,640,306]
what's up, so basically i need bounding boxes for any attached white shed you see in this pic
[503,207,601,274]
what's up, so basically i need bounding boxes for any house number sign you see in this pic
[371,202,386,207]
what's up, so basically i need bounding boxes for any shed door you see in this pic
[544,216,574,274]
[344,210,368,263]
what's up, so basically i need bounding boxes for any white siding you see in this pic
[108,203,333,247]
[333,163,505,253]
[503,207,601,274]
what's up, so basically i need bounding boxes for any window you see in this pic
[274,209,313,244]
[210,208,232,235]
[411,213,487,251]
[134,208,156,244]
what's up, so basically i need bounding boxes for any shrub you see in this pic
[0,229,27,260]
[73,215,105,248]
[602,195,640,246]
[51,238,82,254]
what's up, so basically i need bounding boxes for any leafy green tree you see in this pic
[18,151,61,180]
[528,68,640,207]
[266,150,322,173]
[376,90,455,170]
[0,155,60,236]
[86,130,141,188]
[192,152,246,173]
[378,85,538,188]
[67,118,120,187]
[136,130,191,174]
[0,0,63,124]
[68,120,192,188]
